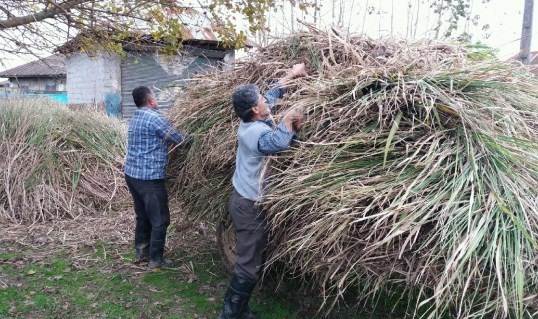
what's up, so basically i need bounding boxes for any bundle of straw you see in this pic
[168,29,538,318]
[0,98,128,223]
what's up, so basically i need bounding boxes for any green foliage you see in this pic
[430,0,492,39]
[0,0,317,57]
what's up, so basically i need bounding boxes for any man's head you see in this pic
[132,86,158,109]
[232,84,270,121]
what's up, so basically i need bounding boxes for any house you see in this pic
[57,9,254,119]
[0,80,9,98]
[0,54,66,97]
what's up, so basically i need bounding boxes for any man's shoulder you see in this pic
[239,121,272,133]
[139,108,162,117]
[133,108,165,123]
[240,120,272,128]
[238,121,272,143]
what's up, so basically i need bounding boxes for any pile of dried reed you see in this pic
[0,98,128,223]
[168,29,538,318]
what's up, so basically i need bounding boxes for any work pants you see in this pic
[125,175,170,262]
[228,190,268,282]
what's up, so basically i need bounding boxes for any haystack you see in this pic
[168,29,538,318]
[0,99,128,223]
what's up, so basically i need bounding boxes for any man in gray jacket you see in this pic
[218,63,307,319]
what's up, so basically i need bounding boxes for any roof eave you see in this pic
[0,74,66,78]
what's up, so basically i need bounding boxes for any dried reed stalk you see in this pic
[168,29,538,318]
[0,98,129,223]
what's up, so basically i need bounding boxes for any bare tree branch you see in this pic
[0,0,89,29]
[0,6,14,18]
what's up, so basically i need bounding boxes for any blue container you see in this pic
[42,93,68,104]
[0,93,68,104]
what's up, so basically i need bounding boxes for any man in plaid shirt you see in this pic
[124,86,185,269]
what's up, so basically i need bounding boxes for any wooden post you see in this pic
[519,0,534,64]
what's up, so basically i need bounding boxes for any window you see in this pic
[45,83,56,92]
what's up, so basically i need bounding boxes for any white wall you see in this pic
[66,53,121,104]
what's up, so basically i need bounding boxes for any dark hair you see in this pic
[232,84,260,121]
[132,86,153,107]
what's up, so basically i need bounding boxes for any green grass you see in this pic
[0,240,302,319]
[0,237,414,319]
[0,210,417,319]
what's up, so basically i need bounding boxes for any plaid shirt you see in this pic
[125,107,183,180]
[257,84,297,154]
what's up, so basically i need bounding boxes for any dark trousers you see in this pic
[125,174,170,262]
[229,190,268,282]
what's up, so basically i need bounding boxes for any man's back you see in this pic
[125,108,173,180]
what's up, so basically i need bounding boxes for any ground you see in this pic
[0,204,406,319]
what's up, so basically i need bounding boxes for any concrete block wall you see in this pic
[66,53,121,105]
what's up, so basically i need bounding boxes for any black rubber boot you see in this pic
[239,305,258,319]
[134,224,150,263]
[148,228,172,269]
[134,243,149,263]
[218,275,257,319]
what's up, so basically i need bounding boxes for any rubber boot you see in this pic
[218,275,257,319]
[239,306,258,319]
[134,224,150,263]
[148,227,172,269]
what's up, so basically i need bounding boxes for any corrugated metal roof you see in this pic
[178,8,221,42]
[0,54,66,78]
[178,9,257,47]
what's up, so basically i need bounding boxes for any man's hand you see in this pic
[280,63,308,85]
[292,118,304,131]
[277,63,307,131]
[283,106,304,132]
[288,63,307,78]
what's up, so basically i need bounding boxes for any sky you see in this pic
[0,0,535,76]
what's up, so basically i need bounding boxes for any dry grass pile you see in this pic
[0,98,128,223]
[168,29,538,318]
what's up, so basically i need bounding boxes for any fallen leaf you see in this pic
[27,270,36,275]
